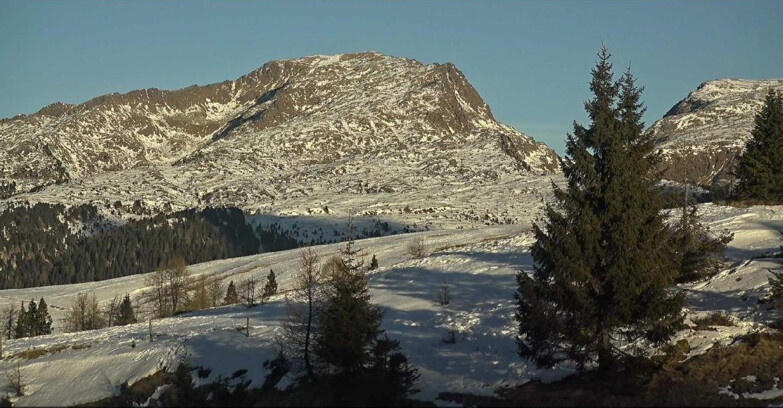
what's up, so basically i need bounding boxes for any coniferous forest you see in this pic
[0,204,260,289]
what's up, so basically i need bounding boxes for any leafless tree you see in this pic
[143,257,191,317]
[408,236,426,258]
[165,257,190,313]
[64,291,104,332]
[280,247,324,377]
[436,284,451,306]
[188,274,211,311]
[208,279,223,308]
[5,362,25,396]
[1,304,16,340]
[104,294,120,327]
[241,276,259,308]
[242,278,256,308]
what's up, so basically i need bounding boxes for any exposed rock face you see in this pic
[648,78,783,185]
[0,52,560,222]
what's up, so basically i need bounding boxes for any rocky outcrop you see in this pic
[649,78,783,185]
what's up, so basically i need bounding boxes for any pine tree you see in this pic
[670,199,733,282]
[734,89,783,202]
[367,335,420,402]
[315,228,383,373]
[770,251,783,310]
[224,280,240,305]
[36,297,53,335]
[262,269,278,305]
[14,302,27,339]
[516,48,684,371]
[116,294,137,326]
[26,300,38,337]
[369,255,379,271]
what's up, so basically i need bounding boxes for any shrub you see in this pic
[436,284,451,306]
[691,313,735,331]
[407,236,426,258]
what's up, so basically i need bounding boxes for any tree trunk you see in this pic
[304,291,313,378]
[597,330,613,371]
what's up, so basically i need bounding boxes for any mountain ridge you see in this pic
[0,52,560,227]
[649,77,783,185]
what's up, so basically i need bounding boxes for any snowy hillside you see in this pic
[0,52,559,229]
[648,78,783,185]
[0,204,780,406]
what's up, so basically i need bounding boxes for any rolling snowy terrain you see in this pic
[0,203,780,406]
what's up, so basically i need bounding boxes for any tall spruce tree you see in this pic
[27,300,39,337]
[734,89,783,202]
[516,48,684,371]
[36,297,53,335]
[314,226,383,373]
[14,302,27,339]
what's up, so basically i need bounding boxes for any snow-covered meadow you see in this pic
[0,204,781,406]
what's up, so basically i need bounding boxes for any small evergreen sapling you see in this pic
[770,250,783,311]
[262,269,278,305]
[116,294,137,326]
[224,280,240,305]
[671,198,733,283]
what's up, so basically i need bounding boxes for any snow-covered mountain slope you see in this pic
[0,52,559,227]
[648,78,783,185]
[0,204,780,406]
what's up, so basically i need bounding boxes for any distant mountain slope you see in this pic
[1,52,560,226]
[648,78,783,185]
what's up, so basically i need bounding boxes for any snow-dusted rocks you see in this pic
[649,78,783,185]
[0,52,559,226]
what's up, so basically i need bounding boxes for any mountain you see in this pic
[0,52,559,225]
[648,78,783,185]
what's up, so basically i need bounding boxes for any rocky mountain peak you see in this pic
[649,78,783,184]
[0,52,559,218]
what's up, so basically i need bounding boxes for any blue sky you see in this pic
[1,1,781,154]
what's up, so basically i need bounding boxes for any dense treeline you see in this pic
[0,204,259,289]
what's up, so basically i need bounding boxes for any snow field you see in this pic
[0,204,780,405]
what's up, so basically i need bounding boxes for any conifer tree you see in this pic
[36,297,53,335]
[516,48,684,371]
[26,300,38,337]
[770,252,783,310]
[224,280,240,305]
[315,225,383,373]
[367,335,420,402]
[116,294,137,326]
[14,302,27,339]
[369,254,379,270]
[734,89,783,202]
[262,269,278,305]
[670,199,733,282]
